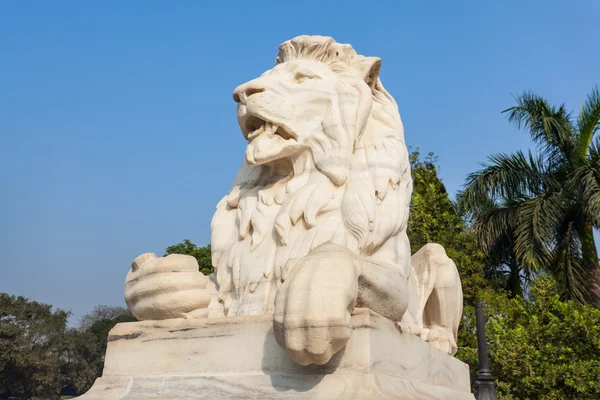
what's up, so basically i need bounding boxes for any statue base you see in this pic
[77,309,474,399]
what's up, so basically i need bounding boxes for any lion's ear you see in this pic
[359,57,381,90]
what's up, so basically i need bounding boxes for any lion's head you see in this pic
[210,36,413,317]
[233,36,379,185]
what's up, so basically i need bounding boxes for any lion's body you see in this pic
[209,36,462,356]
[211,36,412,317]
[211,137,411,317]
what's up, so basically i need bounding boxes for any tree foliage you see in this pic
[459,87,600,307]
[0,294,94,399]
[165,239,213,275]
[0,295,134,399]
[458,275,600,399]
[58,329,98,397]
[0,293,66,399]
[408,150,600,399]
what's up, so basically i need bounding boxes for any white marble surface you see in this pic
[124,253,211,320]
[77,309,474,399]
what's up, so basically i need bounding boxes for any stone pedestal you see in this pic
[77,309,474,399]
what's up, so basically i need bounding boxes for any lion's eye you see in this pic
[295,72,317,84]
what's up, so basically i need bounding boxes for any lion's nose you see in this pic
[233,80,266,103]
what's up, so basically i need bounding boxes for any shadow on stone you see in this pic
[261,326,344,393]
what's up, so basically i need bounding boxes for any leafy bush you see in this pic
[0,294,97,399]
[457,276,600,399]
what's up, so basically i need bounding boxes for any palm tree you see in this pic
[459,86,600,307]
[456,191,532,298]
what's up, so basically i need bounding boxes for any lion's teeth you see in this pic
[248,124,265,140]
[247,121,280,142]
[265,122,279,135]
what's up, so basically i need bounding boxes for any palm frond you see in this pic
[459,150,554,214]
[512,193,565,272]
[577,85,600,161]
[472,205,518,255]
[574,164,600,227]
[548,219,589,303]
[588,135,600,168]
[455,188,499,222]
[485,234,515,267]
[503,92,574,163]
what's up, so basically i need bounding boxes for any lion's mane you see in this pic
[210,36,412,317]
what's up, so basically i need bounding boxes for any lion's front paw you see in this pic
[274,313,353,366]
[273,244,359,366]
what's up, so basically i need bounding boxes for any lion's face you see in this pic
[233,60,370,181]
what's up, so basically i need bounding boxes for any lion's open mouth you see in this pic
[242,115,297,143]
[240,114,302,165]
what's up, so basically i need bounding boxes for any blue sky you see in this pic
[1,1,598,324]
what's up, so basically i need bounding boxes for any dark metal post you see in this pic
[475,302,498,400]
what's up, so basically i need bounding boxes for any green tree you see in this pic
[59,329,99,396]
[0,295,136,398]
[456,192,531,298]
[458,275,600,399]
[0,293,66,399]
[459,87,600,307]
[165,239,213,275]
[0,293,74,399]
[407,149,488,306]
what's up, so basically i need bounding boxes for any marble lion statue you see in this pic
[125,35,463,367]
